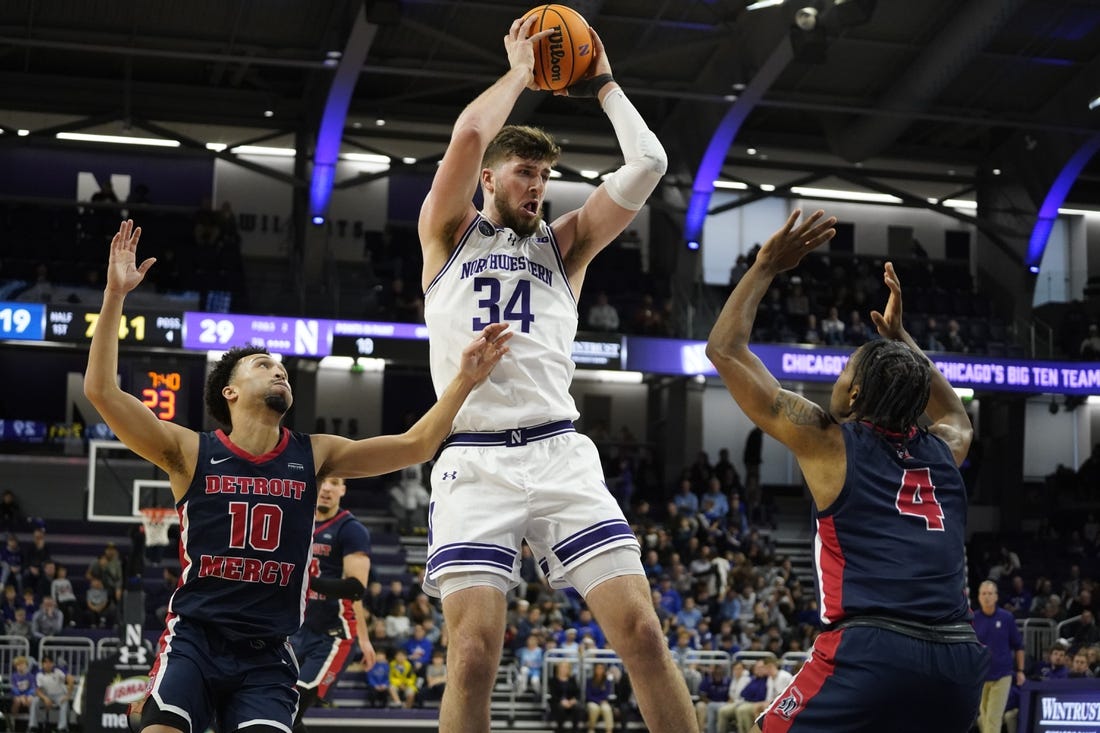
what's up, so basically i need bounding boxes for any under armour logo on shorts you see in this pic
[440,471,458,481]
[775,686,804,719]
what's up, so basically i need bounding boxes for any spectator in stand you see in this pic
[925,317,945,351]
[820,306,845,346]
[365,648,391,708]
[573,608,606,648]
[700,478,730,522]
[1039,641,1070,680]
[988,546,1022,583]
[973,581,1025,733]
[944,319,968,353]
[585,662,616,733]
[10,655,38,725]
[1069,650,1094,678]
[388,647,419,708]
[1080,324,1100,359]
[1,533,24,593]
[82,576,117,628]
[1004,575,1032,619]
[0,490,24,532]
[384,599,411,643]
[403,623,434,675]
[548,660,584,732]
[514,633,544,695]
[86,547,123,602]
[803,313,822,345]
[0,584,20,622]
[713,660,751,733]
[675,597,703,632]
[695,664,733,733]
[6,606,31,641]
[33,561,57,600]
[672,478,700,518]
[31,655,71,733]
[631,294,665,335]
[30,596,62,652]
[729,255,749,290]
[50,559,78,620]
[1068,609,1100,649]
[22,527,50,593]
[418,649,448,706]
[845,309,871,345]
[1088,645,1100,677]
[586,291,620,332]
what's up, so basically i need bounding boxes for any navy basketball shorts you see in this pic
[146,615,300,733]
[758,625,989,733]
[289,625,355,699]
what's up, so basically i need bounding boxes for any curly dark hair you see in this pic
[482,125,561,170]
[849,339,932,434]
[204,346,270,430]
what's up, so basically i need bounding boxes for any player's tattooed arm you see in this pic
[771,392,832,430]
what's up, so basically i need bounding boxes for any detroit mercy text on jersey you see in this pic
[424,216,580,431]
[814,422,972,626]
[303,509,371,634]
[169,429,318,639]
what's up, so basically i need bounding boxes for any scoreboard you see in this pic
[0,302,183,346]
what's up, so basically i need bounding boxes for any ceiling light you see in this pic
[375,119,386,126]
[56,132,180,147]
[205,143,227,152]
[401,157,416,164]
[760,184,776,192]
[17,129,29,136]
[549,170,562,178]
[263,110,274,118]
[580,170,599,179]
[341,152,391,164]
[326,50,342,59]
[732,83,747,91]
[746,0,785,10]
[714,180,749,190]
[352,122,362,129]
[791,186,901,204]
[1058,207,1100,217]
[232,145,296,157]
[746,147,757,155]
[1089,95,1100,111]
[992,168,1002,175]
[942,199,977,210]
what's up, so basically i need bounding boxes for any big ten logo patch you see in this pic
[775,686,804,720]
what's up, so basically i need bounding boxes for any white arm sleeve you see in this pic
[600,87,668,211]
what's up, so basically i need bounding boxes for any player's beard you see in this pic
[494,188,540,238]
[264,393,290,416]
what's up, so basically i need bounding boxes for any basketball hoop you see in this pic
[139,507,176,548]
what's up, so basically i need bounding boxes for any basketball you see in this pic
[521,4,594,92]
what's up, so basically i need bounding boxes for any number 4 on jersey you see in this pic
[472,277,535,333]
[895,468,945,531]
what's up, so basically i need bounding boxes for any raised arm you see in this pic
[419,15,552,286]
[553,30,667,288]
[869,262,973,464]
[312,323,512,478]
[84,220,197,491]
[706,210,837,448]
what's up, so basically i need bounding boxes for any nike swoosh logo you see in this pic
[210,456,233,465]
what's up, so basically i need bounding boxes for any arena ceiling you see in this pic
[2,0,1099,215]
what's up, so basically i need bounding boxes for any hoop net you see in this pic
[139,507,176,546]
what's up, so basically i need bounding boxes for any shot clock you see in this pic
[140,370,183,421]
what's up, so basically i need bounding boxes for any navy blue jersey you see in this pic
[302,509,371,634]
[168,428,317,640]
[813,422,971,626]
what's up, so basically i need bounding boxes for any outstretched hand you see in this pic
[754,209,837,275]
[506,14,555,91]
[870,261,905,340]
[459,323,513,384]
[106,219,155,295]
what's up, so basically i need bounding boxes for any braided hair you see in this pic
[204,346,270,430]
[848,339,931,434]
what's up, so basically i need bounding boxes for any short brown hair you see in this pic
[482,125,560,170]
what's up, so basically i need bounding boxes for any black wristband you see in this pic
[566,73,615,98]
[309,576,365,600]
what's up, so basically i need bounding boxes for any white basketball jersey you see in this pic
[424,215,580,431]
